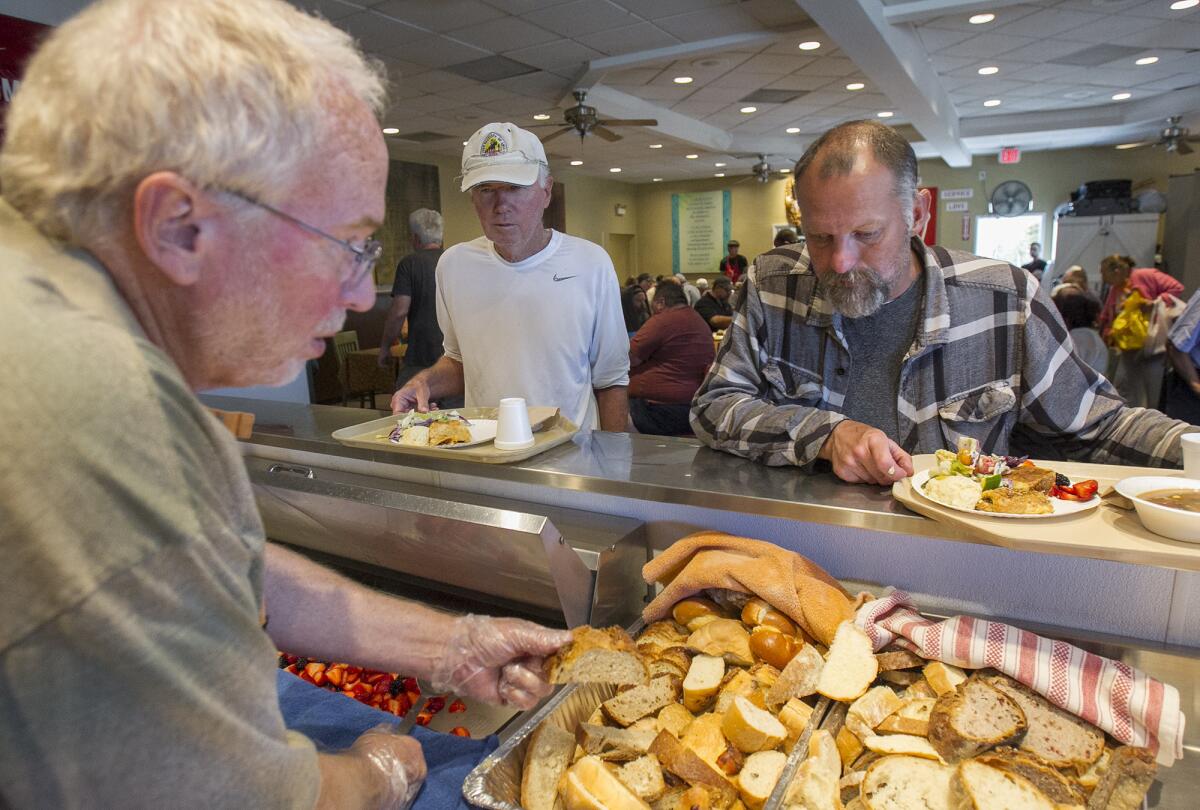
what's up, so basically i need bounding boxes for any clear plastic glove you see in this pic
[431,615,572,709]
[350,724,426,809]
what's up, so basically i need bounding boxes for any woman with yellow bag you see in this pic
[1098,254,1184,407]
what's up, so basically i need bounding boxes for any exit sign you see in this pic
[999,147,1021,165]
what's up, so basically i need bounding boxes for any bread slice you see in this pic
[560,754,652,810]
[846,686,905,740]
[713,668,758,714]
[648,729,738,808]
[617,754,668,802]
[876,649,925,671]
[878,669,923,687]
[737,750,786,810]
[837,724,865,768]
[547,625,649,686]
[816,622,879,702]
[767,642,823,708]
[981,674,1104,771]
[648,646,694,681]
[688,619,754,666]
[604,676,683,727]
[576,722,660,762]
[521,721,576,810]
[637,621,691,657]
[923,662,967,696]
[950,759,1055,809]
[778,697,814,750]
[1077,748,1110,791]
[683,654,726,713]
[927,678,1027,763]
[861,755,954,810]
[863,733,943,761]
[1084,746,1156,810]
[657,702,695,738]
[722,695,787,753]
[975,747,1085,808]
[784,729,843,810]
[680,712,729,770]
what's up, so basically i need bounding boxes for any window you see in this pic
[974,214,1045,267]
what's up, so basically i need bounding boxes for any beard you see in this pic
[818,266,890,318]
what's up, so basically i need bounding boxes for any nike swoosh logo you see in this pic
[553,274,577,282]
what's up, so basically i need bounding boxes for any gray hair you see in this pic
[0,0,387,246]
[793,120,919,228]
[408,208,444,245]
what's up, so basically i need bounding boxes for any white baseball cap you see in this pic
[460,122,548,191]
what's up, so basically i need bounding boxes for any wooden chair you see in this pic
[332,330,367,406]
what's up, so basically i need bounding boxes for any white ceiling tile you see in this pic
[604,67,661,86]
[495,71,573,101]
[614,83,695,101]
[686,86,751,103]
[448,15,559,52]
[836,91,891,111]
[670,100,726,115]
[337,11,425,55]
[479,0,577,13]
[1126,19,1200,50]
[393,36,491,69]
[294,0,360,21]
[709,72,777,90]
[990,7,1105,38]
[524,0,635,37]
[736,53,808,75]
[609,0,730,20]
[937,33,1039,60]
[802,56,858,77]
[654,5,762,40]
[370,0,506,31]
[504,38,604,71]
[576,21,679,55]
[765,73,837,92]
[928,54,976,74]
[1059,14,1162,44]
[916,26,975,52]
[919,3,1041,32]
[740,0,810,28]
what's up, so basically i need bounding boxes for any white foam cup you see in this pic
[494,397,535,450]
[1182,432,1200,479]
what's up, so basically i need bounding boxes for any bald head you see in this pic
[793,120,918,226]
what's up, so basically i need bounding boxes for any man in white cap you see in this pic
[391,122,629,430]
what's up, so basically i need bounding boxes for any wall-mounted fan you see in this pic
[531,89,658,143]
[989,180,1033,217]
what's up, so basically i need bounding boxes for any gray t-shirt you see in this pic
[840,278,923,442]
[0,199,319,807]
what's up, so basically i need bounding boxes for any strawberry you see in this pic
[449,726,470,738]
[325,668,344,688]
[424,695,447,714]
[303,662,327,686]
[1073,479,1099,499]
[402,677,420,694]
[448,699,467,714]
[415,712,433,726]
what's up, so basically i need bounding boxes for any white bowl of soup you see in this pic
[1114,476,1200,543]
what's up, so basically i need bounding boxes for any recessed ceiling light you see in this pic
[877,111,894,118]
[1115,143,1141,149]
[969,13,995,24]
[570,160,583,166]
[714,162,726,167]
[649,143,663,149]
[382,127,399,135]
[983,99,1002,107]
[652,177,663,182]
[533,113,551,121]
[609,167,622,173]
[1170,0,1198,9]
[686,154,699,159]
[780,168,790,173]
[1112,92,1132,100]
[846,82,865,91]
[715,172,725,177]
[740,106,757,114]
[798,41,821,50]
[978,66,999,75]
[673,76,693,84]
[1135,56,1159,65]
[786,127,801,134]
[462,140,468,146]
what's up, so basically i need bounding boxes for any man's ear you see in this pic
[132,172,216,287]
[911,187,933,240]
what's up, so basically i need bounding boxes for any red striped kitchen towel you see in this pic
[855,588,1184,766]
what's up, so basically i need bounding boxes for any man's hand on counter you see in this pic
[818,419,914,485]
[432,615,572,709]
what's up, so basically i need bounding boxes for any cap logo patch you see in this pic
[480,131,508,156]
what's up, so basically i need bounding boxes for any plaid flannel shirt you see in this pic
[691,238,1192,468]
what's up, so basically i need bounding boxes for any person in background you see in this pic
[1165,289,1200,424]
[691,120,1192,483]
[1050,264,1088,297]
[676,272,702,306]
[720,239,748,283]
[622,283,650,336]
[647,273,666,305]
[391,122,629,431]
[1098,253,1184,408]
[0,2,569,806]
[694,274,734,332]
[378,208,458,400]
[1052,285,1107,377]
[774,227,799,247]
[628,282,716,436]
[1022,242,1047,280]
[696,277,710,293]
[623,275,635,288]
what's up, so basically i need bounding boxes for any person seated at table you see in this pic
[1050,264,1088,297]
[1052,284,1107,377]
[628,282,716,436]
[0,2,570,806]
[621,283,650,335]
[691,120,1194,484]
[694,274,734,332]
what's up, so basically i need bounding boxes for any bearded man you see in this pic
[690,120,1193,484]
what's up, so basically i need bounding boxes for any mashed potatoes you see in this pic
[923,474,983,511]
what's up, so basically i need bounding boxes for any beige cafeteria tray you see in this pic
[331,406,578,464]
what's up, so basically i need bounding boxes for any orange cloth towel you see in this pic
[641,532,855,647]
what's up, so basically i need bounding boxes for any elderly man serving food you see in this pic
[691,120,1195,485]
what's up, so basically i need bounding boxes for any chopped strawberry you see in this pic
[415,712,433,726]
[449,727,470,738]
[395,694,412,716]
[304,662,327,686]
[325,668,344,688]
[424,695,447,714]
[448,699,467,714]
[373,678,393,695]
[1073,479,1099,499]
[387,698,402,715]
[402,677,420,694]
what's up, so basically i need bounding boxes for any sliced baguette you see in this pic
[657,702,695,738]
[861,755,954,810]
[836,725,865,768]
[767,643,823,708]
[722,695,787,753]
[1084,746,1156,810]
[576,723,660,762]
[648,729,738,808]
[875,697,935,736]
[876,649,925,671]
[617,754,668,802]
[981,674,1104,771]
[923,662,967,697]
[604,676,683,727]
[927,678,1027,763]
[863,733,943,761]
[680,712,729,770]
[637,621,691,657]
[950,759,1055,810]
[684,654,726,713]
[548,625,649,685]
[784,729,843,810]
[737,750,787,810]
[521,721,576,810]
[714,668,759,714]
[560,754,652,810]
[816,622,878,702]
[975,747,1086,808]
[778,697,815,750]
[846,686,905,740]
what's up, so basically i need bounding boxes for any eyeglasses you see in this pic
[220,188,382,290]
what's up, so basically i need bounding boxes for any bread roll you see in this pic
[741,597,798,636]
[738,750,786,810]
[748,626,799,670]
[673,597,725,631]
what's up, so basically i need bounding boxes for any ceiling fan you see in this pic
[531,89,658,143]
[1148,116,1198,155]
[732,154,793,184]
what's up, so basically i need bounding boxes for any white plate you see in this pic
[389,418,498,448]
[911,469,1101,519]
